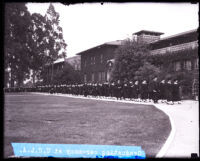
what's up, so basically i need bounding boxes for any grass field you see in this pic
[4,93,171,158]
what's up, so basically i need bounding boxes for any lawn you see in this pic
[4,93,171,158]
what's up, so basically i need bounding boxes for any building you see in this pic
[133,30,164,43]
[134,29,198,77]
[77,40,123,83]
[65,55,81,71]
[45,55,81,84]
[52,55,81,72]
[76,29,198,93]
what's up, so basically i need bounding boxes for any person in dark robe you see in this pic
[151,77,159,103]
[49,86,54,94]
[78,84,82,96]
[134,80,140,101]
[102,83,106,98]
[63,84,66,94]
[110,82,115,99]
[148,81,153,102]
[93,83,97,97]
[83,83,88,97]
[107,82,111,98]
[129,81,135,101]
[127,81,132,100]
[116,80,122,100]
[172,80,181,104]
[92,83,97,97]
[159,79,167,103]
[104,81,110,98]
[90,83,94,97]
[166,79,173,105]
[95,83,100,98]
[89,83,93,97]
[122,82,129,100]
[140,80,148,102]
[99,83,103,98]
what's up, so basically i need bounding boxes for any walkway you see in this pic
[155,100,199,158]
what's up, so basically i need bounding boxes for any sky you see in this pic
[26,2,199,58]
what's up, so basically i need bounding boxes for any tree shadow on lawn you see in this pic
[4,93,171,158]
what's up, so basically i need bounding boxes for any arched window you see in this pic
[91,73,95,82]
[102,72,105,81]
[183,60,192,71]
[100,54,103,63]
[174,61,181,71]
[84,74,87,82]
[194,58,199,70]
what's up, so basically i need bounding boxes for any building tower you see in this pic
[132,30,164,43]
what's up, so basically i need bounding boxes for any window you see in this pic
[90,57,95,65]
[91,57,93,65]
[194,58,199,70]
[74,64,77,70]
[93,56,96,65]
[84,74,87,82]
[100,54,103,63]
[91,73,95,82]
[102,72,105,81]
[183,60,192,71]
[106,71,110,81]
[98,72,101,81]
[84,60,87,67]
[174,61,181,71]
[192,42,196,49]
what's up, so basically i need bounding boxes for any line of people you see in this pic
[4,77,181,105]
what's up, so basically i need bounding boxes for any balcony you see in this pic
[151,41,198,55]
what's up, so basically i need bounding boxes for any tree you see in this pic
[4,3,32,87]
[4,3,67,87]
[28,13,51,85]
[134,62,161,82]
[111,39,151,82]
[52,63,82,84]
[44,3,67,84]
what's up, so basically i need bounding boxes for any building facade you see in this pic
[77,29,198,85]
[149,30,198,73]
[45,55,81,84]
[65,55,81,71]
[77,41,122,83]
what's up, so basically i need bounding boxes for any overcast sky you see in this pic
[26,2,199,58]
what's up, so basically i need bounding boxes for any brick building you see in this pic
[65,55,81,71]
[45,55,81,84]
[76,28,198,86]
[134,29,198,77]
[77,40,122,83]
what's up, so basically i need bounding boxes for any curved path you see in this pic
[155,100,199,158]
[33,93,199,158]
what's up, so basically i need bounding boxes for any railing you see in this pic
[151,41,198,55]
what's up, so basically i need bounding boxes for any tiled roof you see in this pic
[76,40,123,55]
[133,30,164,36]
[104,40,123,45]
[150,29,197,44]
[53,56,81,64]
[53,58,65,64]
[76,28,197,55]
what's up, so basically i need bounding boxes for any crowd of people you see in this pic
[5,77,181,105]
